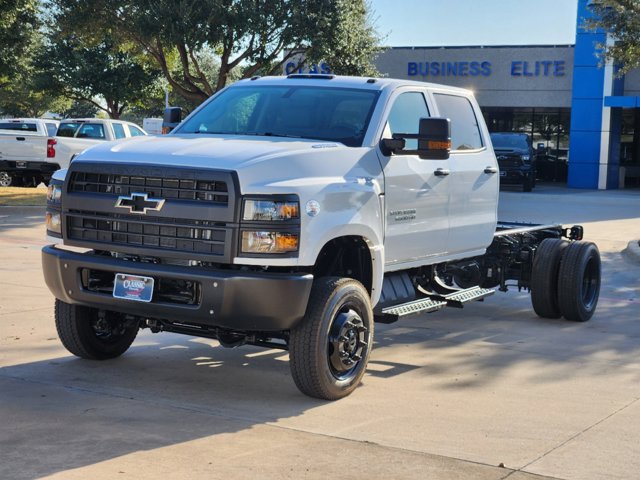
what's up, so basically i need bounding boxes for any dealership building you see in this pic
[372,0,640,190]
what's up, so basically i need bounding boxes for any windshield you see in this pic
[177,85,380,147]
[490,133,529,150]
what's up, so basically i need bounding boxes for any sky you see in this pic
[367,0,580,47]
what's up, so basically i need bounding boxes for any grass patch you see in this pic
[0,187,47,206]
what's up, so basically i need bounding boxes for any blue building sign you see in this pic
[407,60,565,78]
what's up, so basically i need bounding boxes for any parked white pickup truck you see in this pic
[0,118,60,187]
[43,75,601,400]
[55,118,147,169]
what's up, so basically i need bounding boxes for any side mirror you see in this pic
[381,117,451,160]
[162,107,182,134]
[417,117,451,160]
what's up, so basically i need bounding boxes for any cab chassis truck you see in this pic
[42,76,601,400]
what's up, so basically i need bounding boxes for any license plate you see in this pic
[16,161,27,168]
[113,273,154,303]
[500,171,506,177]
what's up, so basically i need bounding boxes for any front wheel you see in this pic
[55,300,139,359]
[289,277,374,400]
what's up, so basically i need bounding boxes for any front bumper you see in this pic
[42,245,313,332]
[0,160,60,176]
[499,168,533,185]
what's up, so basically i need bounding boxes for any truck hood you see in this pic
[74,134,348,170]
[71,134,378,193]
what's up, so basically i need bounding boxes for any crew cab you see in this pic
[55,118,147,169]
[0,118,59,187]
[42,76,601,400]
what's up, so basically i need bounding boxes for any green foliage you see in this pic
[35,32,161,118]
[59,100,99,119]
[49,0,383,104]
[585,0,640,75]
[0,0,39,84]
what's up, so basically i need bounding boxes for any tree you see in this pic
[585,0,640,75]
[35,32,161,118]
[50,0,382,104]
[0,0,39,84]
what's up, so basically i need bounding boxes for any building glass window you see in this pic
[483,107,571,183]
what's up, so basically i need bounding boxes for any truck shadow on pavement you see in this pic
[1,251,638,478]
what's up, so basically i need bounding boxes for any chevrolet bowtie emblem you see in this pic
[114,192,165,214]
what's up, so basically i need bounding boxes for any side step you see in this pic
[376,286,495,323]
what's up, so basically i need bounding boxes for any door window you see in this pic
[112,123,126,139]
[128,125,145,137]
[386,92,430,150]
[77,123,106,139]
[434,94,483,151]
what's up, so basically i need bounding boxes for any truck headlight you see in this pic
[47,184,62,204]
[243,199,299,221]
[45,211,62,235]
[241,231,299,254]
[521,154,530,162]
[46,175,64,237]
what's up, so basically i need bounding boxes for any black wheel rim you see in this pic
[581,256,599,310]
[327,307,368,380]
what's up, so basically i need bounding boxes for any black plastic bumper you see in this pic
[499,168,533,185]
[0,160,60,177]
[42,245,313,332]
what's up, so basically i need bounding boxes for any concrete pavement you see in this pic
[0,186,639,480]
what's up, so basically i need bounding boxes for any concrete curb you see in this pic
[623,239,640,264]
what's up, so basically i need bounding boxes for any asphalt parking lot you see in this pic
[1,185,639,480]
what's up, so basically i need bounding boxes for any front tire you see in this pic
[289,277,374,400]
[55,300,139,359]
[557,242,601,322]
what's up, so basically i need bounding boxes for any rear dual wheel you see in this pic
[289,277,374,400]
[531,239,601,322]
[557,241,601,322]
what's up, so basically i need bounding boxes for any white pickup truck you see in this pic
[0,118,60,187]
[55,118,147,169]
[42,75,601,400]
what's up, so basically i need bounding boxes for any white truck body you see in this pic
[55,118,147,169]
[42,76,600,400]
[0,118,59,186]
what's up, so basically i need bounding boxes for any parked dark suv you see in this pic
[490,132,536,192]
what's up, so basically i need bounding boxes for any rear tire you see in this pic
[557,242,601,322]
[55,300,139,359]
[531,238,569,318]
[289,277,374,400]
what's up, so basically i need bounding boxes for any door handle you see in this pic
[484,166,498,174]
[16,137,26,141]
[434,168,450,177]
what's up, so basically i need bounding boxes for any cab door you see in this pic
[377,90,451,269]
[430,91,499,256]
